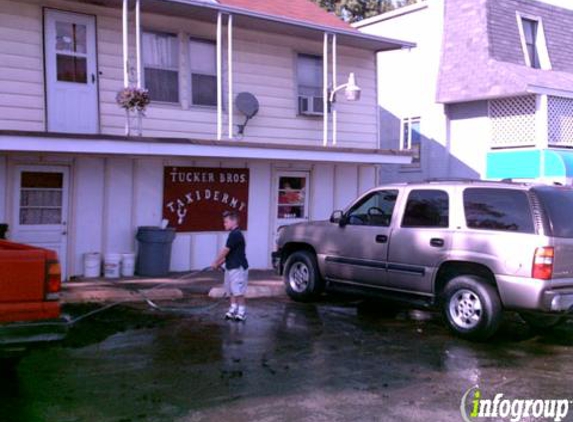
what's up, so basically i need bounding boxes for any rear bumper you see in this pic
[497,275,573,313]
[542,289,573,312]
[0,318,68,356]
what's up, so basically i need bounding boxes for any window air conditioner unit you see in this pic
[298,95,324,116]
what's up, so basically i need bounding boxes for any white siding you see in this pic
[0,0,379,150]
[2,154,376,275]
[72,157,105,275]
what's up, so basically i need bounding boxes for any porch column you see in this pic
[228,14,234,139]
[122,0,129,87]
[323,32,329,147]
[135,0,142,88]
[216,12,223,140]
[332,34,338,146]
[536,94,549,178]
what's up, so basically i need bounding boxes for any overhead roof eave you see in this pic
[0,131,413,166]
[149,0,416,51]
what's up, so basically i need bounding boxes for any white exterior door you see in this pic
[11,166,70,280]
[274,171,310,233]
[44,9,99,133]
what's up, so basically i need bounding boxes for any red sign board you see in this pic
[163,167,249,232]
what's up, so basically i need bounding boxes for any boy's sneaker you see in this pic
[225,309,237,320]
[234,312,246,322]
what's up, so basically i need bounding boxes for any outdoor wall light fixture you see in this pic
[329,72,361,103]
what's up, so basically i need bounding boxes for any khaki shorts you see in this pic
[224,267,249,297]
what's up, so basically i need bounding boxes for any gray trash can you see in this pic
[136,226,176,277]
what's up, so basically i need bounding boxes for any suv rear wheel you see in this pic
[442,275,502,341]
[284,251,324,302]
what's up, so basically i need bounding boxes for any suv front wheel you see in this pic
[284,251,324,302]
[442,275,502,341]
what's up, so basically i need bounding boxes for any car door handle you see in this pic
[430,238,444,248]
[376,235,388,243]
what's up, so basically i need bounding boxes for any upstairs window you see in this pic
[521,18,540,69]
[189,39,217,106]
[143,31,179,103]
[401,117,421,165]
[297,54,324,116]
[517,14,550,70]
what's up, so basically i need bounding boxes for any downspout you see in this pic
[135,0,142,88]
[332,33,337,146]
[228,14,233,139]
[323,32,329,147]
[122,0,129,87]
[122,0,130,135]
[216,12,223,141]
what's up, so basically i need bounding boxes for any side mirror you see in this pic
[330,210,347,227]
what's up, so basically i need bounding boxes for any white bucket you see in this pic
[83,252,101,278]
[121,253,136,277]
[104,253,122,279]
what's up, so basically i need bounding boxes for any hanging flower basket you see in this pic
[116,87,150,112]
[116,87,150,136]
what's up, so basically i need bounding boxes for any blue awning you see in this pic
[486,149,573,181]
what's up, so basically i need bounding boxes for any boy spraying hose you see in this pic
[211,211,249,321]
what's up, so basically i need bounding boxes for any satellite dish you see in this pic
[235,92,259,137]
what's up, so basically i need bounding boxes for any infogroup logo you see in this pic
[460,386,570,422]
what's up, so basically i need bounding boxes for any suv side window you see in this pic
[402,190,449,228]
[346,190,398,227]
[463,188,535,233]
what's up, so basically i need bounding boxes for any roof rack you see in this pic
[405,178,524,185]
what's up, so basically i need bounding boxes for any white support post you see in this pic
[228,14,234,139]
[135,0,142,89]
[216,12,223,141]
[536,94,549,180]
[122,0,129,87]
[332,34,337,146]
[123,0,130,135]
[323,32,329,147]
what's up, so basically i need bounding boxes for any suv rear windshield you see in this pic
[532,186,573,238]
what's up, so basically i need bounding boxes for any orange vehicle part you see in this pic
[0,240,62,324]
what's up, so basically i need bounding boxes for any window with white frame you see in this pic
[297,54,324,115]
[517,15,551,70]
[143,31,179,103]
[189,38,217,106]
[521,18,540,68]
[401,117,421,165]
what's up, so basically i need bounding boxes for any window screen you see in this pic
[402,190,449,228]
[297,54,322,97]
[189,39,217,106]
[521,18,540,69]
[143,32,179,103]
[464,188,534,233]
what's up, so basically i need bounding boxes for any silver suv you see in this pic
[272,180,573,340]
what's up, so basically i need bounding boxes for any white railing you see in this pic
[548,95,573,147]
[489,95,537,148]
[490,95,573,149]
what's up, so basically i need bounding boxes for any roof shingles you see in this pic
[219,0,353,30]
[437,0,573,103]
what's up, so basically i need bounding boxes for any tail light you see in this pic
[46,260,62,300]
[532,247,554,280]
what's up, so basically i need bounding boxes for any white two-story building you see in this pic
[0,0,412,279]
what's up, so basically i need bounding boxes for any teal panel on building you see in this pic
[486,149,573,180]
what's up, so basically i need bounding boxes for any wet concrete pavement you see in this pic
[3,296,573,422]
